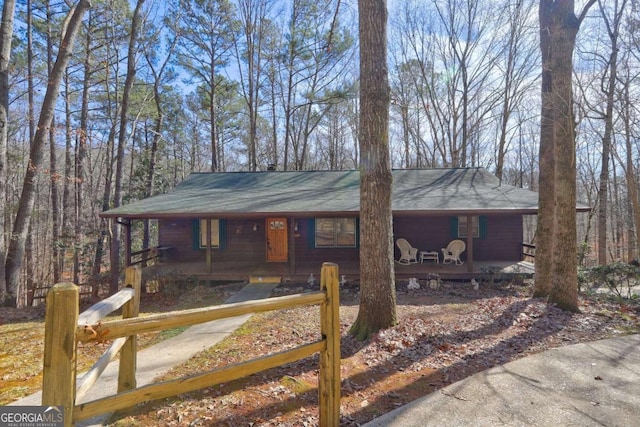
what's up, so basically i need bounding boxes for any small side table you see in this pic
[420,250,439,264]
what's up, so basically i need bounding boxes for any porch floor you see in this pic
[143,260,534,284]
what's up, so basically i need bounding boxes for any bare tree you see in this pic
[494,0,539,181]
[534,0,596,312]
[4,0,90,306]
[74,9,95,284]
[141,12,178,256]
[233,0,274,171]
[389,0,505,168]
[0,0,16,304]
[110,0,146,293]
[619,60,640,261]
[43,0,64,285]
[431,0,501,167]
[275,0,354,171]
[169,0,235,173]
[350,0,397,340]
[589,0,628,265]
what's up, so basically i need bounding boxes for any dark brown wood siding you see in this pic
[474,215,523,261]
[158,219,194,261]
[159,218,268,263]
[392,214,523,262]
[158,213,524,267]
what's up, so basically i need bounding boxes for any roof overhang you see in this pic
[100,168,592,220]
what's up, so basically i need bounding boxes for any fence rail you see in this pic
[42,263,341,426]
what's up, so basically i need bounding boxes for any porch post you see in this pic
[205,219,212,273]
[123,219,132,266]
[466,215,474,273]
[290,218,296,274]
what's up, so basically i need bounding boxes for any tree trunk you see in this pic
[596,1,623,265]
[533,1,556,298]
[110,0,145,293]
[0,0,17,304]
[623,79,640,261]
[611,164,623,260]
[25,0,37,300]
[142,82,163,258]
[209,75,218,172]
[24,224,35,308]
[235,0,267,172]
[63,69,73,279]
[597,136,610,265]
[534,0,595,312]
[350,0,396,340]
[76,11,93,284]
[46,1,62,284]
[4,0,90,306]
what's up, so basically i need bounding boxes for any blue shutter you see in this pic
[219,219,227,249]
[449,216,458,238]
[479,216,487,239]
[355,217,360,248]
[308,218,316,248]
[192,219,200,249]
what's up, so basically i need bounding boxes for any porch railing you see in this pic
[129,245,172,266]
[522,242,536,262]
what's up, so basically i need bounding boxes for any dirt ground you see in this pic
[99,278,640,427]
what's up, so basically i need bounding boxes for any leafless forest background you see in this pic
[1,0,639,306]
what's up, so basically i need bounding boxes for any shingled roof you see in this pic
[100,167,588,219]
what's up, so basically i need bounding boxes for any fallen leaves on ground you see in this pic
[0,281,246,405]
[106,280,639,427]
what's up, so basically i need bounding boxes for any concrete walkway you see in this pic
[364,334,640,427]
[11,281,280,426]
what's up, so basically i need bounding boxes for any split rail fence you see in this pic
[42,263,341,426]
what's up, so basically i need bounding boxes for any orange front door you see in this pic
[266,218,288,262]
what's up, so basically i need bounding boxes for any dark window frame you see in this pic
[314,217,358,248]
[192,219,227,249]
[450,215,487,239]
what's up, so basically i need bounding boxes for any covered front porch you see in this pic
[141,258,535,284]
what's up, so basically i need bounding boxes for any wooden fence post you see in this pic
[319,262,341,426]
[42,283,79,427]
[118,265,142,392]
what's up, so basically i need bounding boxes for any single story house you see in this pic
[100,167,590,281]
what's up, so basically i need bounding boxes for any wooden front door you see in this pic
[266,218,288,262]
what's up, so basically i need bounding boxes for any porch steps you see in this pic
[249,276,282,284]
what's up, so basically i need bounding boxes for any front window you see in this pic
[458,216,479,238]
[199,219,220,247]
[315,218,356,247]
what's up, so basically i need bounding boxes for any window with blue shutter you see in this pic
[452,216,487,239]
[192,219,225,249]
